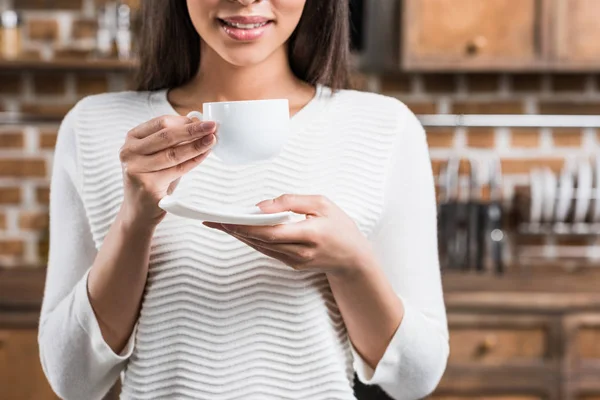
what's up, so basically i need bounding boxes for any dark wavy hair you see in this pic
[136,1,351,92]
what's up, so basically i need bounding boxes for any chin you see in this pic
[217,46,278,68]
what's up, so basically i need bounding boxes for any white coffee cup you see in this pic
[187,99,290,165]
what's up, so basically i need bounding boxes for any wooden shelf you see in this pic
[0,112,64,124]
[0,58,139,72]
[443,269,600,312]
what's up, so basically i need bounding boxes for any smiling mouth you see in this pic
[219,19,270,29]
[217,17,273,41]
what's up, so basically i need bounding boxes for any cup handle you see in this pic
[187,111,203,121]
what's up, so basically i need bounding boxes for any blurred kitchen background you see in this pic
[1,0,600,399]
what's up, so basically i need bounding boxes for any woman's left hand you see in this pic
[203,194,375,276]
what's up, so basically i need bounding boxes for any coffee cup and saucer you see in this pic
[158,98,298,226]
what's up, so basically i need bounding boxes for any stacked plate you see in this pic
[529,157,600,224]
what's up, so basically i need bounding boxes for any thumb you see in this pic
[257,194,326,216]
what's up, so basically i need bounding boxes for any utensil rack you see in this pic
[518,222,600,235]
[513,197,600,267]
[422,114,600,270]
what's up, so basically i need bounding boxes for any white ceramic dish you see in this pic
[530,168,544,223]
[542,168,557,222]
[555,162,575,223]
[158,195,297,226]
[594,157,600,222]
[574,159,593,223]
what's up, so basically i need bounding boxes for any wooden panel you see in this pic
[0,329,58,400]
[554,0,600,63]
[562,314,600,399]
[564,314,600,364]
[436,365,559,399]
[443,269,600,313]
[403,0,543,69]
[447,314,554,366]
[577,327,600,359]
[450,327,546,364]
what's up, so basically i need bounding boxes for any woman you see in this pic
[38,1,448,399]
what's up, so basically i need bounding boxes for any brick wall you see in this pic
[1,2,598,267]
[369,73,600,196]
[0,0,136,267]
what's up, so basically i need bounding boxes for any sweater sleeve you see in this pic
[351,102,449,399]
[38,105,136,400]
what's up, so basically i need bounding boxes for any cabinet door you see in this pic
[563,314,600,399]
[554,0,600,65]
[403,0,546,70]
[447,314,554,366]
[0,329,58,400]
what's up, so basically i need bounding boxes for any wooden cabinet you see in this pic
[563,314,600,400]
[553,0,600,65]
[424,271,600,400]
[574,326,600,360]
[433,315,558,400]
[397,0,600,71]
[403,0,545,70]
[448,316,550,365]
[0,329,58,400]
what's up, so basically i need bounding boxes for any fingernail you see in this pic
[201,121,216,131]
[202,134,214,145]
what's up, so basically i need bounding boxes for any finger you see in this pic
[134,120,216,155]
[204,223,310,257]
[231,232,298,265]
[219,222,310,244]
[133,134,216,172]
[128,115,192,139]
[257,194,330,216]
[248,240,312,260]
[154,147,212,182]
[204,223,302,266]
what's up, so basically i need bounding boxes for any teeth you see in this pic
[223,20,268,29]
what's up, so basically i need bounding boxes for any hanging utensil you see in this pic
[466,157,485,272]
[485,157,505,275]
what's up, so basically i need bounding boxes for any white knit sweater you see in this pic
[38,86,449,400]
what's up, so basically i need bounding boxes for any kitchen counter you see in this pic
[442,268,600,313]
[0,268,46,328]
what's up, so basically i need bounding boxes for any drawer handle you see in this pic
[466,36,488,56]
[475,335,498,357]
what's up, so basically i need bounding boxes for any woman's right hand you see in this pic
[118,115,216,228]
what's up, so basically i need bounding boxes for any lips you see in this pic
[218,16,273,41]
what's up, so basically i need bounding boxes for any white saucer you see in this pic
[158,195,297,226]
